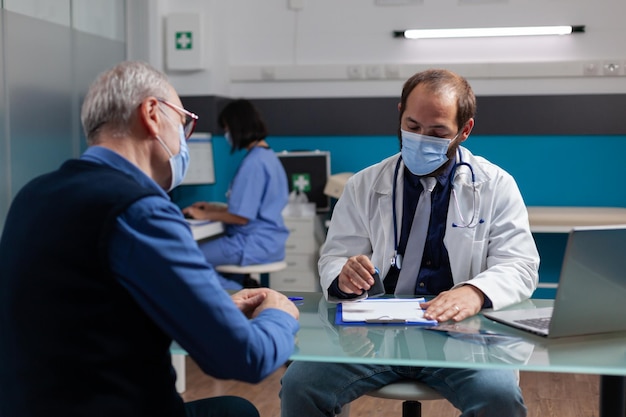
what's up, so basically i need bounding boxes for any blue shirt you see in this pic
[81,146,299,382]
[330,163,455,299]
[392,164,493,307]
[382,165,454,295]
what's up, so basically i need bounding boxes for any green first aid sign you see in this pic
[175,32,193,50]
[291,173,311,192]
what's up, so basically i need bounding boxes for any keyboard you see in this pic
[514,316,551,330]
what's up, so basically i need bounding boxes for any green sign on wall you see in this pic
[175,32,193,50]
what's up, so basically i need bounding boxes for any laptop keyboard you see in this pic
[514,316,551,330]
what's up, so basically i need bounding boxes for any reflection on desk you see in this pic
[285,292,626,417]
[290,294,626,374]
[187,219,224,241]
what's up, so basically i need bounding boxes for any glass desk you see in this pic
[285,292,626,417]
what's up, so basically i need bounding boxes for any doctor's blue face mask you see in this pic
[400,129,457,176]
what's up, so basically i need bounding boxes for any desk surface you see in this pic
[286,292,626,377]
[188,220,224,241]
[528,206,626,233]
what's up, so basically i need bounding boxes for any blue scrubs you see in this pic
[199,146,289,267]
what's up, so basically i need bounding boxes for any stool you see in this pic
[215,261,287,287]
[336,380,444,417]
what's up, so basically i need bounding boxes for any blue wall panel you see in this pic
[172,133,626,299]
[173,133,626,209]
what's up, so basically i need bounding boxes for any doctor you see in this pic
[280,68,540,417]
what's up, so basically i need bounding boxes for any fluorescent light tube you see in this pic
[395,25,585,39]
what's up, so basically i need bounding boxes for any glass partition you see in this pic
[0,4,126,234]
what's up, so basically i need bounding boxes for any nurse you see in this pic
[183,99,289,289]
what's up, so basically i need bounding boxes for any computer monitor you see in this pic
[277,150,330,213]
[181,132,215,185]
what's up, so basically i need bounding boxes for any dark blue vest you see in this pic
[0,160,183,417]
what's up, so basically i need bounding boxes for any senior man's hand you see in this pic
[231,288,299,320]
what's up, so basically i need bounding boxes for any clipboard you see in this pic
[335,298,438,326]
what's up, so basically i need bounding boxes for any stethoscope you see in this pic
[390,150,483,270]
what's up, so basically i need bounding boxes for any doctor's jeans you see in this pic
[279,362,526,417]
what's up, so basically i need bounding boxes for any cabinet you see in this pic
[270,215,323,292]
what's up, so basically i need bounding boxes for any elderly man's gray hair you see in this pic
[81,61,171,144]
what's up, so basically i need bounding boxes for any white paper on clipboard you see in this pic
[182,133,215,185]
[341,298,431,323]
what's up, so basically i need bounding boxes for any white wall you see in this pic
[129,0,626,98]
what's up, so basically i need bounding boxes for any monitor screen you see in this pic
[277,150,330,213]
[182,132,215,185]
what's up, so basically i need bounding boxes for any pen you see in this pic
[288,296,304,301]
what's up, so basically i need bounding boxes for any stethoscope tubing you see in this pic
[391,150,482,269]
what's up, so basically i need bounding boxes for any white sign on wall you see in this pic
[165,13,203,71]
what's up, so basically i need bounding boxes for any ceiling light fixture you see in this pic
[394,25,585,40]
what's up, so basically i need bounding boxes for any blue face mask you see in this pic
[400,129,452,176]
[156,124,190,191]
[224,131,233,146]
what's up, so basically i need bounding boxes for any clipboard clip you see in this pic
[365,316,407,324]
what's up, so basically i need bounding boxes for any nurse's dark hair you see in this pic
[398,69,476,131]
[218,99,268,154]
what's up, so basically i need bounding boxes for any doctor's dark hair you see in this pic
[218,99,268,154]
[398,69,476,132]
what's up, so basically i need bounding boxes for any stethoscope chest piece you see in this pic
[391,253,403,270]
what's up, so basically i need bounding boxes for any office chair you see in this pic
[336,380,445,417]
[215,260,287,287]
[337,370,520,417]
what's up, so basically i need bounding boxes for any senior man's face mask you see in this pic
[156,124,190,191]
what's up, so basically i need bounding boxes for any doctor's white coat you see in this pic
[319,148,539,310]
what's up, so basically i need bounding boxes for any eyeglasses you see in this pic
[157,98,199,140]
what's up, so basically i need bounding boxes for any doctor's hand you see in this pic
[338,255,377,295]
[420,285,484,322]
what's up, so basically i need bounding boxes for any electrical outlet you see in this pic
[375,0,422,5]
[385,64,401,79]
[288,0,304,10]
[603,61,622,76]
[365,65,384,79]
[347,65,364,79]
[260,67,275,80]
[582,61,601,76]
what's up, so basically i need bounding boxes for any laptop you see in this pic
[483,225,626,338]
